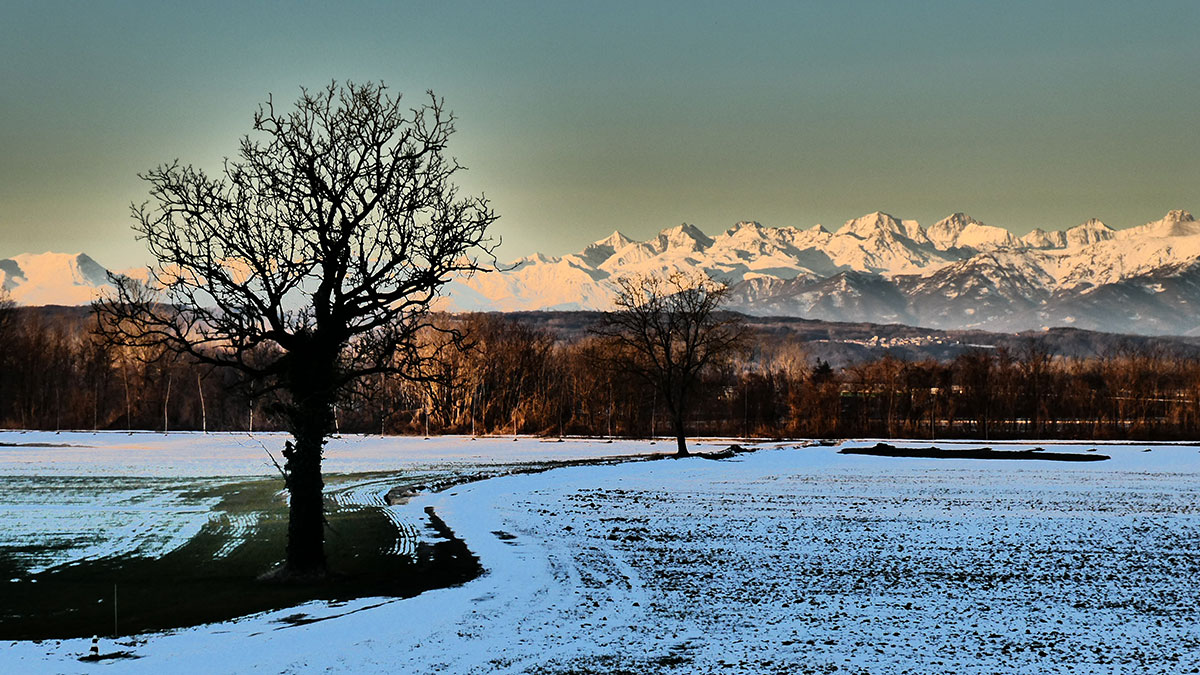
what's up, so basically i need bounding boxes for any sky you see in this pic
[1,1,1199,269]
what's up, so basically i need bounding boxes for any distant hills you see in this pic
[15,304,1200,369]
[6,209,1200,335]
[494,311,1200,368]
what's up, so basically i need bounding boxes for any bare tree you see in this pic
[1016,339,1055,436]
[95,81,498,581]
[954,349,995,439]
[594,272,746,456]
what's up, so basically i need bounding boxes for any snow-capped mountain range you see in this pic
[0,252,116,306]
[445,209,1200,335]
[5,209,1200,334]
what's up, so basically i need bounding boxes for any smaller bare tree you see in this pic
[594,271,746,456]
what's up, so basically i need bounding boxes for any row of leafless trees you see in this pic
[4,303,1200,441]
[0,302,259,433]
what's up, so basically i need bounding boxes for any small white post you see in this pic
[197,372,207,434]
[163,374,172,434]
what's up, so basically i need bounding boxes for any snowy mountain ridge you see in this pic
[442,209,1200,334]
[0,252,114,306]
[6,210,1200,334]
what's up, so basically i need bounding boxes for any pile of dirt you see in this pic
[841,442,1110,462]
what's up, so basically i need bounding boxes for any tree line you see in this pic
[5,304,1200,441]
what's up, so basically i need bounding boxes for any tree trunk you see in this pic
[275,346,337,582]
[672,412,689,457]
[282,420,328,580]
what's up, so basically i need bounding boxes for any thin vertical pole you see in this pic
[197,372,207,434]
[123,366,131,431]
[607,382,613,438]
[163,374,172,434]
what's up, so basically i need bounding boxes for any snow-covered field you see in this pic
[0,430,659,477]
[0,431,657,576]
[5,434,1200,673]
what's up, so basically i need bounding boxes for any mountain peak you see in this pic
[1070,218,1113,231]
[1119,210,1200,240]
[576,230,634,266]
[728,220,764,233]
[927,213,980,247]
[720,220,778,242]
[1020,227,1067,249]
[928,213,1014,250]
[592,230,632,249]
[658,223,714,250]
[1064,218,1115,247]
[0,250,114,305]
[665,222,707,236]
[837,211,905,239]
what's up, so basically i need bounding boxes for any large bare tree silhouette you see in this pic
[96,81,498,581]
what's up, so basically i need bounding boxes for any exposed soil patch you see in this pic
[77,650,141,662]
[0,442,91,448]
[841,442,1110,462]
[383,451,673,505]
[697,443,757,460]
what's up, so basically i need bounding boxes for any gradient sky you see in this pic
[2,1,1199,268]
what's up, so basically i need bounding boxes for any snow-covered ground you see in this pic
[5,435,1200,673]
[0,430,659,477]
[0,431,658,576]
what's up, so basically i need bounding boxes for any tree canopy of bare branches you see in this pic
[593,272,747,456]
[95,81,498,580]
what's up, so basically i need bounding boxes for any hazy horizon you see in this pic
[2,1,1199,268]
